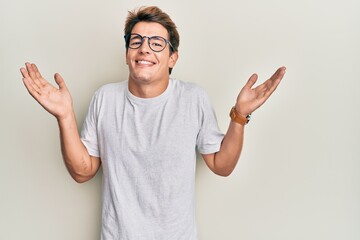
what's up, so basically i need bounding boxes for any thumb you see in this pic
[54,73,67,90]
[244,73,258,89]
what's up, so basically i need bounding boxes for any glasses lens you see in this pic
[128,34,143,49]
[126,34,169,52]
[149,36,166,52]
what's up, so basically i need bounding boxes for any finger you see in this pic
[275,66,286,81]
[261,69,286,99]
[244,73,258,89]
[25,62,43,89]
[20,67,42,93]
[269,66,286,81]
[25,62,37,80]
[269,67,286,89]
[262,67,286,93]
[31,63,44,81]
[54,73,68,91]
[22,77,41,99]
[20,67,30,79]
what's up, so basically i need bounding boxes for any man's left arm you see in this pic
[202,66,286,176]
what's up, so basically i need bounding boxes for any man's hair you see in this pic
[124,6,180,74]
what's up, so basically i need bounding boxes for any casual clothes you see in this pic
[81,78,224,240]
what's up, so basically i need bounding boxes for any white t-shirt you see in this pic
[81,78,224,240]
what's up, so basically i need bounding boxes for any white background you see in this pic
[1,0,359,239]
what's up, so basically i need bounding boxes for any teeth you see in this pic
[137,60,153,65]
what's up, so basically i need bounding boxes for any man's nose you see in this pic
[138,37,151,54]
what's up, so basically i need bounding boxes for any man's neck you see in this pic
[128,77,170,98]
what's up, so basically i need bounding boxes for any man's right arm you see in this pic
[58,112,101,183]
[20,62,100,183]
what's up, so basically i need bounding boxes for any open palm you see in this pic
[235,67,286,116]
[20,63,73,120]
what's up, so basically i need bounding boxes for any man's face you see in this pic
[126,22,178,85]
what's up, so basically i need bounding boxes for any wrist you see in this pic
[234,104,251,117]
[57,110,76,125]
[229,106,251,125]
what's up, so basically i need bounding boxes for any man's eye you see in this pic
[152,42,163,47]
[150,38,165,47]
[130,41,142,46]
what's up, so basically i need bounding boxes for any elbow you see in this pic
[73,176,89,184]
[70,171,94,183]
[204,153,238,177]
[72,175,93,183]
[214,167,234,177]
[210,154,239,177]
[218,171,233,177]
[67,161,97,183]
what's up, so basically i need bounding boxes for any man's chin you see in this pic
[130,73,153,83]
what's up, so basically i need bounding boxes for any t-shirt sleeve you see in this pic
[196,89,224,155]
[80,93,100,157]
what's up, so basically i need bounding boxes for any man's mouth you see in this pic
[136,60,155,65]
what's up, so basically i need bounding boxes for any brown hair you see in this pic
[124,6,180,53]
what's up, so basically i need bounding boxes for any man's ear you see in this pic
[169,52,179,68]
[125,49,129,65]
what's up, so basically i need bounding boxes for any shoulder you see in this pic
[91,81,127,100]
[172,78,207,97]
[95,81,127,95]
[88,81,127,109]
[170,79,213,111]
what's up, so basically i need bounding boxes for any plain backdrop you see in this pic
[1,0,359,239]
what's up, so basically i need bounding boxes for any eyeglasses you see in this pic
[124,33,174,52]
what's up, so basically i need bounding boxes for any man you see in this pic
[20,6,286,240]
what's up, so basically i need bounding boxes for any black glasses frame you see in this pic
[124,33,174,53]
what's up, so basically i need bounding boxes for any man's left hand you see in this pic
[234,66,286,116]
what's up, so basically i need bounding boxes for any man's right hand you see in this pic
[20,62,73,121]
[20,62,100,183]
